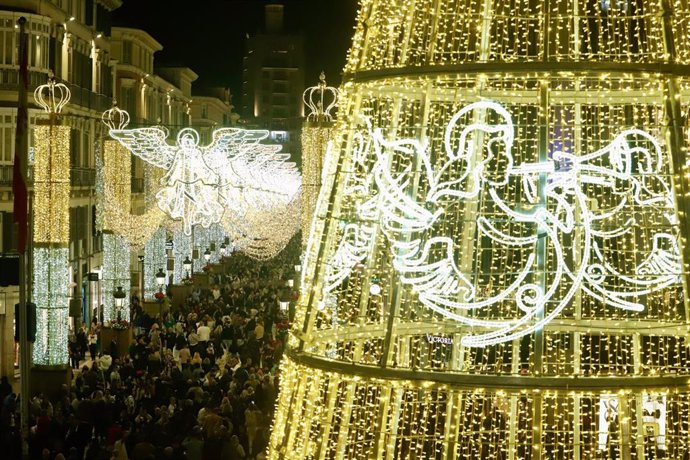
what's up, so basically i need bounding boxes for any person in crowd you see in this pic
[0,236,300,460]
[88,328,98,361]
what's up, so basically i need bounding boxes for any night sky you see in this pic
[112,0,359,101]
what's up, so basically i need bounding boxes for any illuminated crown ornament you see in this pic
[102,101,130,130]
[33,70,70,114]
[270,1,690,458]
[303,71,338,122]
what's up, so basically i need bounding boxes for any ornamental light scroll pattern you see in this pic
[325,101,682,347]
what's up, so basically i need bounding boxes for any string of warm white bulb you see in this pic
[268,0,690,458]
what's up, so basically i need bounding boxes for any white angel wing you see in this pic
[202,128,271,171]
[109,128,176,169]
[393,237,475,304]
[324,224,375,293]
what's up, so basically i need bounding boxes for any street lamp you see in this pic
[204,248,211,262]
[113,286,126,321]
[219,243,227,257]
[183,256,192,278]
[155,268,166,293]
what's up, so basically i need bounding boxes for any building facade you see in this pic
[0,0,120,381]
[241,3,304,164]
[0,2,210,382]
[190,87,238,143]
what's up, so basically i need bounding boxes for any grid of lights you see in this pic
[103,139,131,231]
[144,227,167,299]
[32,247,69,366]
[190,223,224,272]
[172,229,192,283]
[102,233,131,323]
[301,127,333,245]
[269,0,690,457]
[33,125,70,244]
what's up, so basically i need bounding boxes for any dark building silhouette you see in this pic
[242,3,305,165]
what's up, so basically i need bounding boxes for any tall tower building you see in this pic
[242,3,304,163]
[269,1,690,458]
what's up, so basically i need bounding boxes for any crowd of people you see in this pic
[0,237,301,460]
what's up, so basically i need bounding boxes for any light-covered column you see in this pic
[301,72,339,247]
[32,75,71,366]
[101,104,132,322]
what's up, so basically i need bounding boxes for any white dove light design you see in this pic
[108,126,301,238]
[325,100,681,348]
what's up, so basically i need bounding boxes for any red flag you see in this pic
[13,18,28,254]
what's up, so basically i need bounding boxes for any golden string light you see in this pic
[103,139,131,232]
[301,126,333,243]
[31,72,71,366]
[269,0,690,458]
[33,125,70,244]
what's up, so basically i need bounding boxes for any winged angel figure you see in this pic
[326,101,681,347]
[110,127,300,239]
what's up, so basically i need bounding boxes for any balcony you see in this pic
[0,165,96,188]
[70,168,96,187]
[0,69,112,113]
[0,165,33,186]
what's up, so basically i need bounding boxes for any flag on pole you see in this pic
[13,17,29,254]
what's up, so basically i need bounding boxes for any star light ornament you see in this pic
[326,101,681,348]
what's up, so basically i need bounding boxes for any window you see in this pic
[201,104,208,119]
[1,211,17,253]
[85,0,94,26]
[0,114,14,164]
[122,41,132,65]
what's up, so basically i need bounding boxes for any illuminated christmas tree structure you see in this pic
[270,1,690,458]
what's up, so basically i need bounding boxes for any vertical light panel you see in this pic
[32,124,70,366]
[33,125,69,243]
[102,233,131,323]
[143,227,167,299]
[103,139,131,230]
[102,139,132,321]
[172,229,192,284]
[301,125,333,245]
[32,247,69,366]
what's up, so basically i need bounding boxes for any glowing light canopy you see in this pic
[109,126,302,243]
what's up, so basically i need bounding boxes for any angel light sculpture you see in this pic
[326,100,681,347]
[108,125,302,238]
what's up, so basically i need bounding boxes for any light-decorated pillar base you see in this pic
[102,232,131,323]
[270,354,690,459]
[143,227,167,300]
[32,246,69,366]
